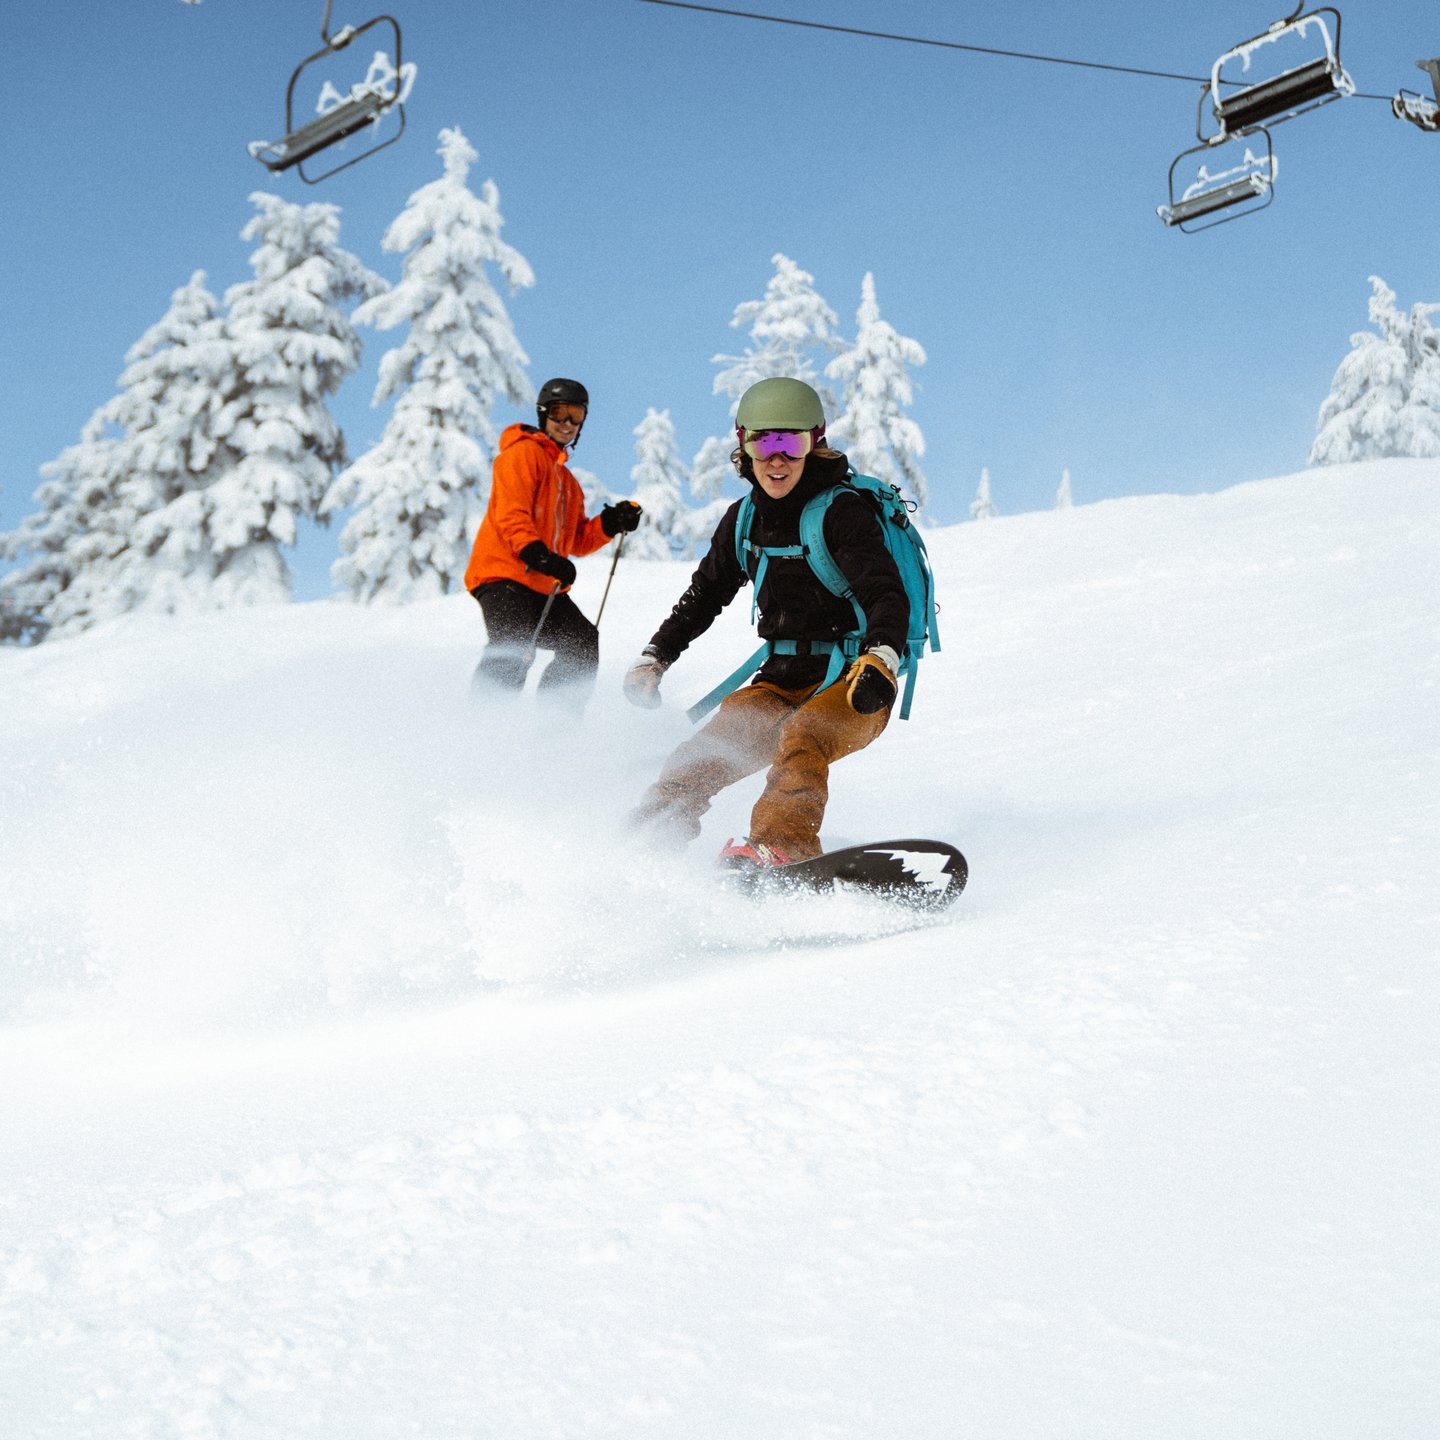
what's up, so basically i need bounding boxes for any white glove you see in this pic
[866,645,900,677]
[623,650,669,709]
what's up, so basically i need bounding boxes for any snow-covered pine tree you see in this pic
[689,434,738,508]
[626,409,690,560]
[324,127,535,603]
[1055,467,1074,509]
[713,253,843,407]
[693,253,843,500]
[826,273,929,511]
[65,271,233,625]
[0,413,124,644]
[0,272,227,640]
[626,408,724,560]
[1310,276,1440,465]
[135,193,385,608]
[971,467,998,520]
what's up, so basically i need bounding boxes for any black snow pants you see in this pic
[470,580,599,708]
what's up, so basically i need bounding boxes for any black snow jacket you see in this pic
[646,451,909,691]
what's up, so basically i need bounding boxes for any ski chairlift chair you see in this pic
[1158,129,1277,232]
[1393,59,1440,132]
[1199,4,1353,142]
[249,0,408,183]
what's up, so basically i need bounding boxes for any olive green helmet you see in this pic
[735,377,825,433]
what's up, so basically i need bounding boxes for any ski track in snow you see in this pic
[1,462,1437,1438]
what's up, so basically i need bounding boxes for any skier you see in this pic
[466,377,641,707]
[622,377,908,872]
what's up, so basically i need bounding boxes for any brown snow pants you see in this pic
[628,677,890,860]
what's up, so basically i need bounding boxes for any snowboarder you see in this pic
[466,378,641,707]
[622,377,908,872]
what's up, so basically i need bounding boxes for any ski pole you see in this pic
[525,583,561,662]
[594,533,626,628]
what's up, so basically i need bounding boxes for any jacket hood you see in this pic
[500,422,564,457]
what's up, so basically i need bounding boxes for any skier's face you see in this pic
[752,448,806,500]
[754,452,812,504]
[544,405,585,447]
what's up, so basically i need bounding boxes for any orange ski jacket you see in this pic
[465,424,613,595]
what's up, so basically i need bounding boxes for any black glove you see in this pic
[600,500,643,536]
[519,540,577,589]
[845,651,898,715]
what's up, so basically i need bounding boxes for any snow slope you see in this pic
[1,460,1436,1439]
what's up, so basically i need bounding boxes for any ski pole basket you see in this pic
[249,0,412,183]
[1199,5,1353,142]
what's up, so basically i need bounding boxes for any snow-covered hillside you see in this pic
[2,461,1436,1439]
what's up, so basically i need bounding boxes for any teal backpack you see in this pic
[686,472,940,723]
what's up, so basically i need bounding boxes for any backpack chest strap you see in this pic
[773,636,862,696]
[741,539,806,624]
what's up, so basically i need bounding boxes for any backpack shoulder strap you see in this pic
[732,493,755,575]
[797,481,860,605]
[735,490,806,624]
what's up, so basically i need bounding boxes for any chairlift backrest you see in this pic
[1201,6,1352,141]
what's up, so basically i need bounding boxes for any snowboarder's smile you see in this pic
[755,452,805,500]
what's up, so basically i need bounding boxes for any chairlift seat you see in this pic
[1393,90,1440,132]
[1159,174,1270,228]
[1395,59,1440,132]
[253,90,388,173]
[1215,56,1342,133]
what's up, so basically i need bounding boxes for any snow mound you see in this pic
[1,461,1436,1438]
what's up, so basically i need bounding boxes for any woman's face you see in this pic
[745,434,810,500]
[753,450,806,500]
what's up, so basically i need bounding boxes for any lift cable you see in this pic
[635,0,1394,101]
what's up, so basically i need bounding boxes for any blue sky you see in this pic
[3,0,1436,599]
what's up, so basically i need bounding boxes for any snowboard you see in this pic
[736,838,967,908]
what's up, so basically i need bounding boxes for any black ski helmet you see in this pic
[536,377,589,438]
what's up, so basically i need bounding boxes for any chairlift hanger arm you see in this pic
[321,0,361,50]
[315,2,403,63]
[1419,58,1440,105]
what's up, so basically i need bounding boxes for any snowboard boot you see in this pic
[717,837,793,888]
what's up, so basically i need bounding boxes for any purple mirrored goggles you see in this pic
[739,428,820,462]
